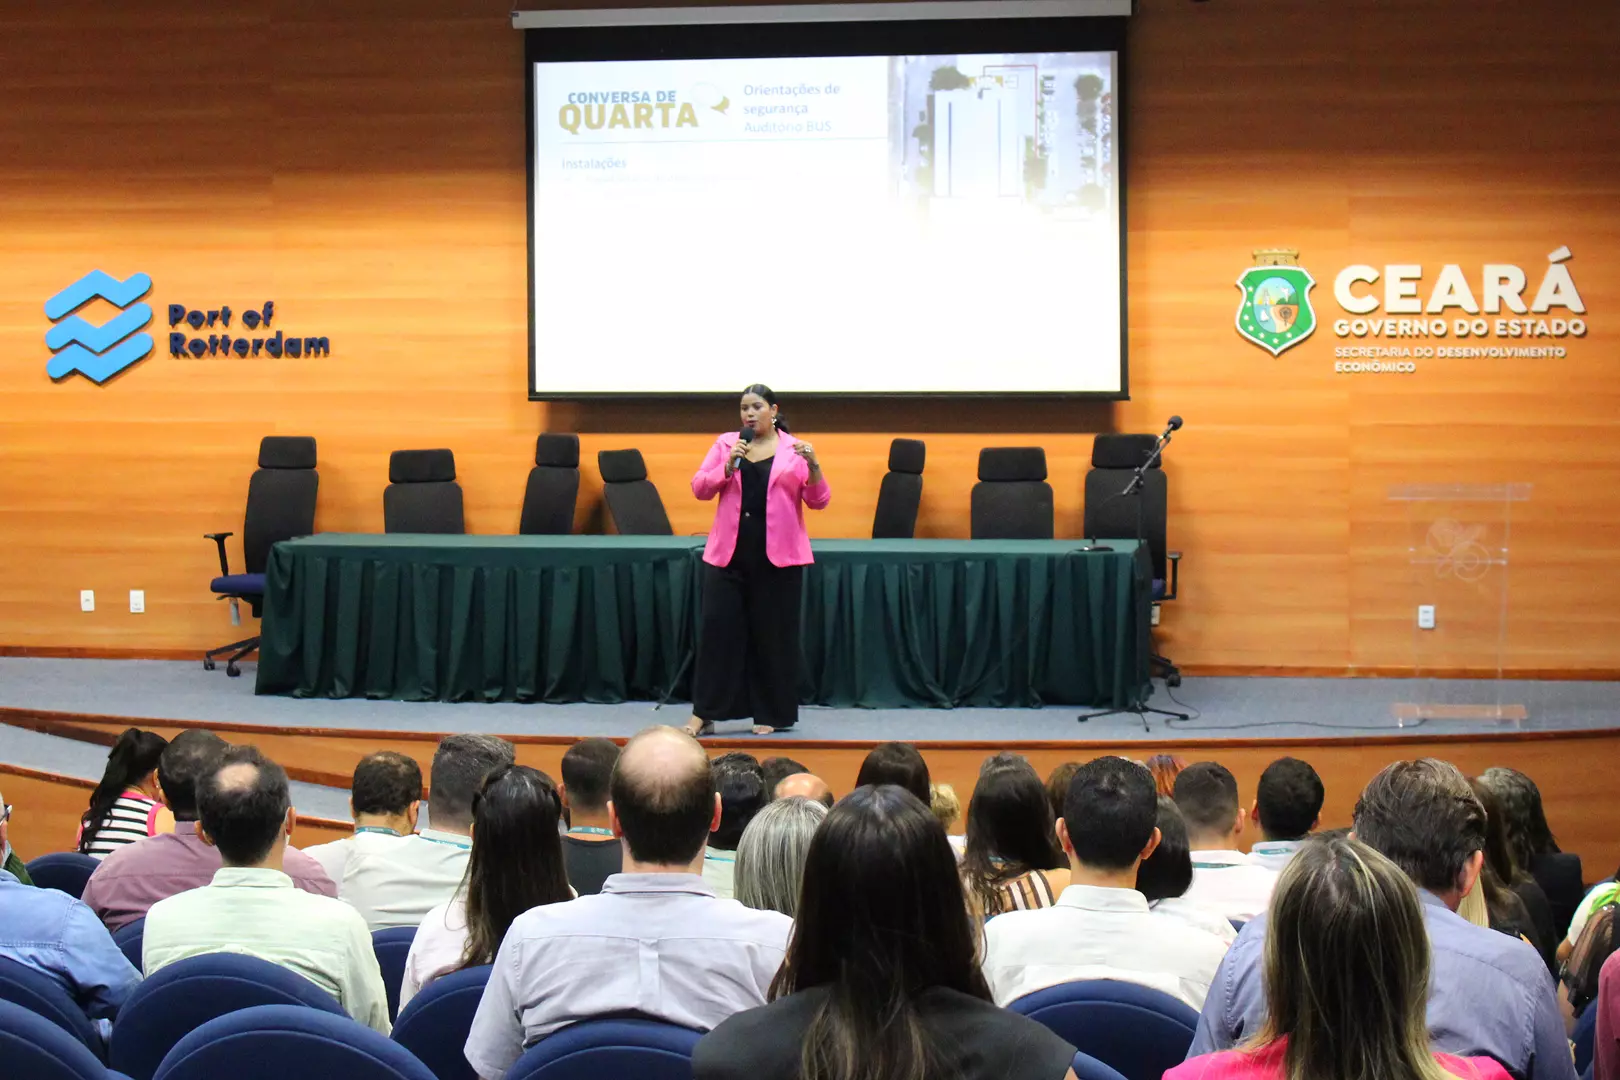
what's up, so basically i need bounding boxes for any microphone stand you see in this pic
[1078,427,1189,729]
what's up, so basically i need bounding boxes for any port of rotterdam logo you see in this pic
[1236,249,1317,356]
[44,270,155,384]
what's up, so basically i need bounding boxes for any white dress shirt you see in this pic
[304,828,471,930]
[464,872,791,1080]
[981,883,1230,1010]
[1150,895,1238,944]
[1182,850,1279,922]
[1247,840,1306,874]
[144,866,391,1033]
[400,894,470,1011]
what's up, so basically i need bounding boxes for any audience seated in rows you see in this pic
[774,771,833,807]
[695,784,1081,1080]
[1169,835,1514,1080]
[77,728,169,859]
[1174,762,1279,922]
[1480,766,1586,939]
[1137,795,1236,944]
[463,726,791,1080]
[734,795,826,917]
[1192,758,1573,1080]
[558,737,622,895]
[705,752,768,899]
[142,746,390,1033]
[982,755,1228,1009]
[1246,757,1323,872]
[855,741,930,804]
[0,782,139,1031]
[82,730,335,931]
[960,752,1071,917]
[306,735,512,930]
[401,764,573,1009]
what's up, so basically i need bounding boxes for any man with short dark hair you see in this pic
[854,741,930,803]
[982,756,1228,1009]
[0,784,139,1042]
[1173,761,1278,921]
[81,730,333,931]
[142,747,389,1033]
[760,756,808,797]
[1191,759,1573,1080]
[704,752,766,899]
[308,736,511,930]
[464,726,790,1080]
[1247,757,1323,872]
[559,737,621,896]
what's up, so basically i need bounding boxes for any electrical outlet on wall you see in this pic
[130,590,145,614]
[1417,605,1436,630]
[80,590,95,612]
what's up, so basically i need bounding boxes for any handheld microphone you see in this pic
[730,426,755,474]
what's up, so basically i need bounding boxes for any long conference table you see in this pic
[255,534,1152,711]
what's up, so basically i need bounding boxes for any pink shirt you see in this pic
[80,820,337,931]
[1598,949,1620,1080]
[692,431,830,568]
[1168,1038,1514,1080]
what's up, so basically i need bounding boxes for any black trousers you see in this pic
[690,548,803,729]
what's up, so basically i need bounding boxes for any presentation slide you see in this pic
[530,51,1121,396]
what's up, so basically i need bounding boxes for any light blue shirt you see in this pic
[0,868,141,1023]
[464,872,791,1080]
[1190,889,1575,1080]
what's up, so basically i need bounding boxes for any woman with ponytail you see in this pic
[695,784,1079,1080]
[77,727,168,858]
[687,383,830,735]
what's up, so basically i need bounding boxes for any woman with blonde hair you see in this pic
[1168,835,1511,1080]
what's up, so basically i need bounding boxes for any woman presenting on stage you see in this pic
[685,384,829,736]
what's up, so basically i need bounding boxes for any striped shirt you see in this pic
[982,868,1059,918]
[80,792,161,859]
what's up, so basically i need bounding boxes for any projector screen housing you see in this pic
[525,12,1129,399]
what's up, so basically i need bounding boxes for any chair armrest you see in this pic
[203,532,234,577]
[1164,551,1182,601]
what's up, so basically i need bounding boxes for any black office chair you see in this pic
[384,449,464,534]
[872,438,925,539]
[970,447,1054,539]
[203,436,318,677]
[519,433,580,535]
[598,449,673,535]
[1084,433,1181,682]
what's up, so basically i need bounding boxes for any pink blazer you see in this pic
[692,431,831,568]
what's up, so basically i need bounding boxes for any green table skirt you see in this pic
[256,534,1150,709]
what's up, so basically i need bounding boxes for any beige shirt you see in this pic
[981,883,1230,1010]
[303,828,471,931]
[143,866,391,1034]
[702,847,737,900]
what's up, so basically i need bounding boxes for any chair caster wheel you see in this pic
[203,658,216,671]
[226,662,241,678]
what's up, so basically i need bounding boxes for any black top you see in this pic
[1530,851,1586,940]
[1510,878,1560,974]
[694,985,1076,1080]
[739,456,771,517]
[561,834,621,896]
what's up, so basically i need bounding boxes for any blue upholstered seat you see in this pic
[209,573,265,596]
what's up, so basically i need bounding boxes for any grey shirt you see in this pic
[464,872,792,1080]
[1190,889,1575,1080]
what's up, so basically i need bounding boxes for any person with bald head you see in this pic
[774,771,833,808]
[142,746,390,1033]
[465,726,792,1080]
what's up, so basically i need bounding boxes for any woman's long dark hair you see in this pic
[458,764,573,969]
[78,728,167,853]
[1137,796,1194,903]
[1478,767,1561,869]
[959,752,1065,916]
[771,784,990,1080]
[742,383,791,434]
